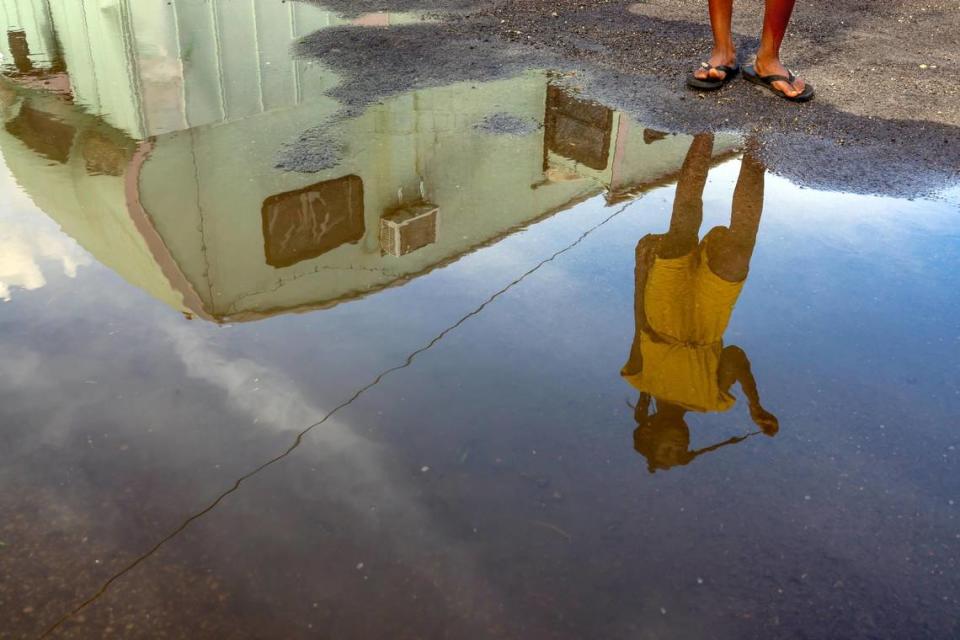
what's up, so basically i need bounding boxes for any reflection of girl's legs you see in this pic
[660,133,714,259]
[707,152,765,282]
[625,134,715,374]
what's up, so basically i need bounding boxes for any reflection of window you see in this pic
[7,30,34,74]
[544,86,613,171]
[4,30,66,76]
[379,203,439,257]
[5,104,75,163]
[261,175,365,268]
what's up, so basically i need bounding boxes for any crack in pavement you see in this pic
[38,196,639,639]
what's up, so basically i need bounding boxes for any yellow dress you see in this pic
[622,238,745,413]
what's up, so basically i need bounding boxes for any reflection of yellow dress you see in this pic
[622,237,745,412]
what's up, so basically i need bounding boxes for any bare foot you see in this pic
[753,56,806,98]
[693,48,737,81]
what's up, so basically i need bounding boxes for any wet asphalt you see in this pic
[293,0,960,196]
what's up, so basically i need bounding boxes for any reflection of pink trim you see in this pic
[124,139,213,321]
[352,12,390,26]
[5,72,72,96]
[609,115,630,193]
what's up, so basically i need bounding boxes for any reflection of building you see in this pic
[0,0,739,323]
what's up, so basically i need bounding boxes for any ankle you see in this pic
[712,45,737,63]
[754,51,781,70]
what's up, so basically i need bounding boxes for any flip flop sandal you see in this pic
[686,62,740,91]
[744,65,815,102]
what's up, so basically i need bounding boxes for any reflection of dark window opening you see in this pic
[5,29,68,77]
[261,175,365,268]
[8,30,34,74]
[543,85,613,171]
[5,104,75,163]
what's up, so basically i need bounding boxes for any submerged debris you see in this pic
[275,129,346,174]
[473,112,541,136]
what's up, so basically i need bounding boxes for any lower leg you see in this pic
[754,0,805,95]
[708,0,736,60]
[694,0,736,79]
[757,0,795,64]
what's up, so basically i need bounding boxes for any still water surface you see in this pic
[1,1,958,639]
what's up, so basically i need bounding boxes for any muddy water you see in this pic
[1,2,959,640]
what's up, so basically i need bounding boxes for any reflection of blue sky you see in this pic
[2,144,959,635]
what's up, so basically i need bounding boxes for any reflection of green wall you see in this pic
[139,70,741,321]
[1,70,743,323]
[139,72,602,319]
[1,0,744,323]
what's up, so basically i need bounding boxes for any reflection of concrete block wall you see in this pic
[0,0,745,324]
[135,72,599,319]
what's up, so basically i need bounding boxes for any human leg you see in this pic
[692,0,737,81]
[752,0,809,98]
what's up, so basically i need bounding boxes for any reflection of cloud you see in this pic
[0,345,45,389]
[0,211,90,301]
[164,321,398,493]
[162,321,505,626]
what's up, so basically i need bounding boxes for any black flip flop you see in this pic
[686,62,740,91]
[743,65,814,102]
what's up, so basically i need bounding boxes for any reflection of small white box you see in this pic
[379,203,440,257]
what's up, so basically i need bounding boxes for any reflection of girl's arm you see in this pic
[720,345,779,435]
[623,235,660,375]
[689,431,760,461]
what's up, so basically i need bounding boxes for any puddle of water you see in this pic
[1,2,958,639]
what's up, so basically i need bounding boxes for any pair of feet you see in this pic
[693,49,807,98]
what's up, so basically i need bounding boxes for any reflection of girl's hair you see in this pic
[632,397,759,473]
[633,410,694,473]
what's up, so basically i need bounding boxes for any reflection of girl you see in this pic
[622,133,778,472]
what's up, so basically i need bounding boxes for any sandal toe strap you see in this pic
[761,73,792,85]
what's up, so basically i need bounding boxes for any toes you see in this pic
[773,80,800,97]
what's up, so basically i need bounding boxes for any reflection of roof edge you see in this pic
[216,186,604,324]
[124,138,214,321]
[604,150,740,205]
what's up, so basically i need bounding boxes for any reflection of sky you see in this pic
[0,157,90,301]
[1,141,959,637]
